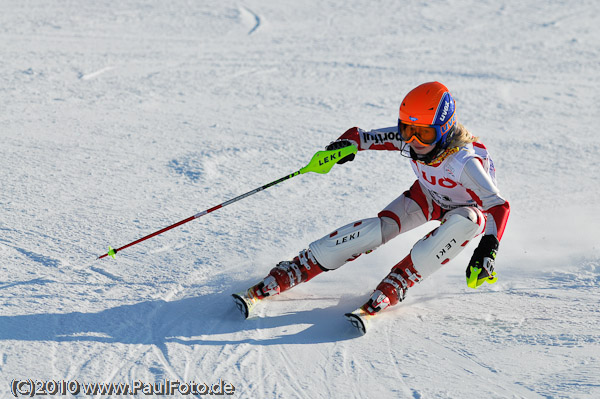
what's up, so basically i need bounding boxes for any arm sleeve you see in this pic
[459,158,510,241]
[334,127,404,151]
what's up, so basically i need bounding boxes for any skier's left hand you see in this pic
[466,234,499,288]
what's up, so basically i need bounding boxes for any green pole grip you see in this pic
[299,145,358,175]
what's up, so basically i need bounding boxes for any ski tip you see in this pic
[232,294,250,319]
[345,312,368,335]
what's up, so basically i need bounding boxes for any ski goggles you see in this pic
[398,115,456,146]
[398,119,439,145]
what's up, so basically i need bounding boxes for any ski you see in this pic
[232,284,266,319]
[232,292,256,319]
[233,289,375,334]
[344,307,374,335]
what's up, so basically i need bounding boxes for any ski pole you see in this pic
[97,145,358,259]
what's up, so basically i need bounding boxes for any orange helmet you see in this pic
[398,82,457,149]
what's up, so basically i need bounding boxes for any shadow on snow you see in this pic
[0,292,362,347]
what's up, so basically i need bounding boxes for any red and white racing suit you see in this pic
[305,127,510,273]
[255,127,511,301]
[339,126,510,241]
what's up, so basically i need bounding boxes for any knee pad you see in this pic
[410,207,485,279]
[309,217,383,270]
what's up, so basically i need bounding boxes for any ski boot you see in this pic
[233,249,325,318]
[345,254,417,334]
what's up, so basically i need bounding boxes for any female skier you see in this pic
[234,82,510,324]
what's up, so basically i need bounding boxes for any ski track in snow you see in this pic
[239,6,262,36]
[1,0,599,398]
[79,66,115,81]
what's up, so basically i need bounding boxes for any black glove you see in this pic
[466,234,499,288]
[325,139,355,164]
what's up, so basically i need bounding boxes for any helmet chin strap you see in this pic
[409,144,444,164]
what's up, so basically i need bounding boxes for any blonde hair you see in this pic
[449,122,478,147]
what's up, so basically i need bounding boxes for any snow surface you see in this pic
[1,0,599,398]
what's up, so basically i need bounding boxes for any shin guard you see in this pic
[309,217,384,270]
[411,207,485,279]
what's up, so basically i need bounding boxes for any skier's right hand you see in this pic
[326,139,355,164]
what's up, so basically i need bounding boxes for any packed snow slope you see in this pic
[1,1,599,398]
